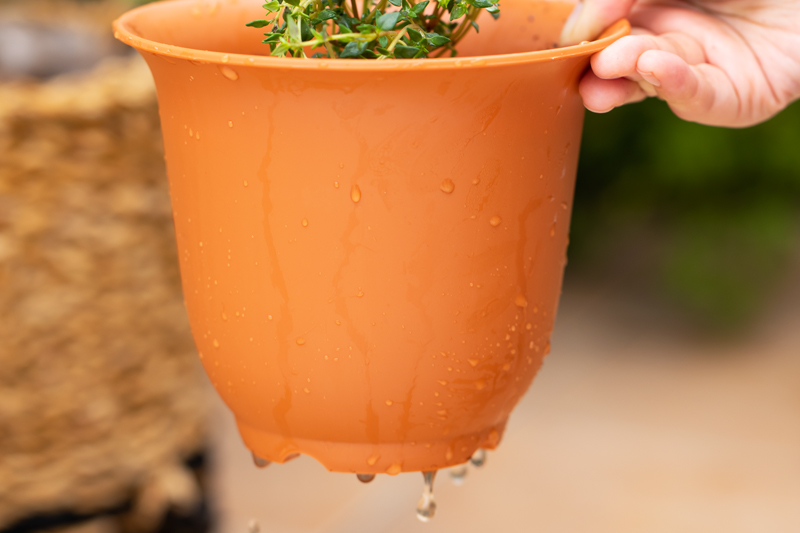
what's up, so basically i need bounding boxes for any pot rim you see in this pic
[113,0,629,71]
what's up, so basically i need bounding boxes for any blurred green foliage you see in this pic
[571,99,800,328]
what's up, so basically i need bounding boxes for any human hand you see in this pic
[560,0,800,126]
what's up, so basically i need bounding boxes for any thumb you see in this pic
[559,0,636,46]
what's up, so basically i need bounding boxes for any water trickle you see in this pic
[248,519,261,533]
[440,179,455,193]
[252,453,271,468]
[515,294,528,308]
[416,471,437,522]
[351,184,362,203]
[489,216,502,227]
[470,448,487,468]
[450,463,468,486]
[357,473,376,483]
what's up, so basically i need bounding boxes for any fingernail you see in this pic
[638,70,661,87]
[559,2,584,46]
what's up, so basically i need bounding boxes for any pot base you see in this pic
[236,419,507,474]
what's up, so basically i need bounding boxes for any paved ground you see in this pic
[207,279,800,533]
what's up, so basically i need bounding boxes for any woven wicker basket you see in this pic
[0,11,209,531]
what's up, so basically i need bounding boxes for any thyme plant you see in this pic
[247,0,500,59]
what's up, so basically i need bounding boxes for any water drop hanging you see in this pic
[450,463,468,486]
[357,473,376,483]
[470,448,486,468]
[416,470,437,522]
[252,452,271,468]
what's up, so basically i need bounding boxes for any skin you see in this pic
[559,0,800,127]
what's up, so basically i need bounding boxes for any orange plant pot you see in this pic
[114,0,628,475]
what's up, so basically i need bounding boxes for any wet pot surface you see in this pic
[114,0,628,474]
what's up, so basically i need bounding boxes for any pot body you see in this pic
[115,0,627,473]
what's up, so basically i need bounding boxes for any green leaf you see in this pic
[271,42,291,56]
[287,16,301,41]
[246,19,270,28]
[337,16,352,31]
[284,0,300,6]
[407,27,424,42]
[376,46,392,55]
[317,9,338,20]
[378,35,389,47]
[470,20,479,32]
[262,1,281,10]
[388,0,402,5]
[450,4,467,20]
[471,0,493,7]
[339,40,368,58]
[437,0,449,8]
[425,32,450,46]
[412,0,429,13]
[301,19,314,41]
[393,44,419,58]
[376,11,401,30]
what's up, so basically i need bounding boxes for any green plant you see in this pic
[247,0,499,59]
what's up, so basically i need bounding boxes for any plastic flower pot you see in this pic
[113,0,628,475]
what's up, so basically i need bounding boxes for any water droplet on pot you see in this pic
[213,339,220,348]
[440,179,455,193]
[515,294,528,307]
[351,184,361,203]
[366,454,380,466]
[416,471,437,522]
[222,54,230,63]
[386,463,402,475]
[302,218,309,227]
[219,65,239,81]
[357,473,375,483]
[296,337,306,346]
[489,216,501,227]
[229,121,234,127]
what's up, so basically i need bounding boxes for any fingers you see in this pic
[581,46,742,125]
[579,70,647,113]
[635,50,741,126]
[559,0,637,46]
[590,33,705,81]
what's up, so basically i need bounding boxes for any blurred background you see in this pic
[0,0,797,532]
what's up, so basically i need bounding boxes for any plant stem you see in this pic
[387,26,408,51]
